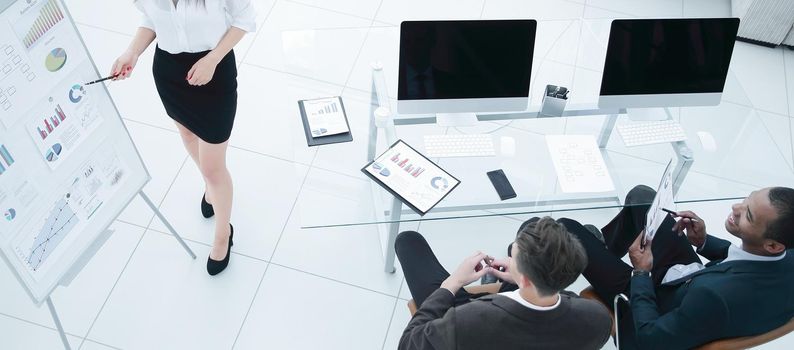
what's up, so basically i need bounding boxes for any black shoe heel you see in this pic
[207,224,233,276]
[201,193,215,218]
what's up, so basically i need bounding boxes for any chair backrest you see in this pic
[407,299,418,316]
[579,285,794,350]
[579,286,616,337]
[694,317,794,350]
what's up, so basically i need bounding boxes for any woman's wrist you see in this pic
[205,50,225,64]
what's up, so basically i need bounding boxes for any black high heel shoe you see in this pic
[201,193,214,218]
[207,224,233,276]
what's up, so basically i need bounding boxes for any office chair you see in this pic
[579,286,794,350]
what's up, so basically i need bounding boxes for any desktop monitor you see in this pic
[598,18,740,110]
[397,20,536,123]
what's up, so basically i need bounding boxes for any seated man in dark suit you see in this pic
[561,185,794,349]
[396,217,612,350]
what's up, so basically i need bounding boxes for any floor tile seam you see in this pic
[282,0,378,22]
[122,116,315,168]
[0,311,124,350]
[380,293,403,350]
[120,118,179,135]
[240,62,348,89]
[268,262,401,298]
[783,50,794,169]
[230,150,317,349]
[73,22,134,38]
[77,156,190,348]
[236,0,279,68]
[143,228,272,264]
[755,110,794,172]
[340,0,386,95]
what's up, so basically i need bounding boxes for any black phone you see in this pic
[487,169,517,200]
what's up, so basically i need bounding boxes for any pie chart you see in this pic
[45,143,63,162]
[69,84,86,103]
[45,48,67,72]
[4,208,15,221]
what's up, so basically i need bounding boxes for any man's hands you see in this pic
[488,258,516,285]
[671,210,707,248]
[629,231,654,272]
[440,252,490,295]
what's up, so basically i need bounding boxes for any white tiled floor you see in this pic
[3,0,794,349]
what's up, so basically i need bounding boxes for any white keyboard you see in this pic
[617,120,687,147]
[423,134,496,157]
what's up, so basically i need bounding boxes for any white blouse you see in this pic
[135,0,257,54]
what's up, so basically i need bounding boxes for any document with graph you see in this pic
[300,96,349,137]
[362,140,460,215]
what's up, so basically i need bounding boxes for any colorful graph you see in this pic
[4,208,16,221]
[389,152,424,178]
[0,144,14,175]
[25,193,79,271]
[19,0,65,49]
[316,101,339,115]
[45,143,62,162]
[36,104,67,140]
[68,84,85,103]
[431,177,449,190]
[45,48,67,72]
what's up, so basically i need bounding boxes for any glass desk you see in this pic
[282,23,794,272]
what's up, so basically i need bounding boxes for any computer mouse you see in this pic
[500,136,516,157]
[696,131,716,152]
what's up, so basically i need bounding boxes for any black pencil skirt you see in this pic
[152,46,238,144]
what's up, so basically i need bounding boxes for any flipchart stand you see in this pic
[45,191,195,350]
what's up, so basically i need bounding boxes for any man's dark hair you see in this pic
[514,217,587,296]
[766,187,794,248]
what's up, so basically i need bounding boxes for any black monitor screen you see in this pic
[600,18,740,96]
[398,20,536,100]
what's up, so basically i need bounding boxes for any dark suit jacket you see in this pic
[628,235,794,349]
[399,289,612,350]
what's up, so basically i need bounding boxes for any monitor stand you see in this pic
[436,113,479,127]
[627,108,669,121]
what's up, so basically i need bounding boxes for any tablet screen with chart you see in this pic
[0,0,149,304]
[644,159,675,244]
[362,140,460,215]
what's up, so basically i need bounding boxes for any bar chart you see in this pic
[36,104,66,140]
[389,152,425,178]
[0,144,15,175]
[315,101,339,115]
[18,0,65,49]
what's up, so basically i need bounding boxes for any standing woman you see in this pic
[112,0,256,275]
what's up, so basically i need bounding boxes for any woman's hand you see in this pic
[187,54,221,86]
[111,50,139,81]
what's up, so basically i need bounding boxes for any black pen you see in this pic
[661,207,699,222]
[84,74,119,86]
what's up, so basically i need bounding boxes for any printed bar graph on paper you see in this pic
[0,145,14,167]
[36,104,66,140]
[19,0,65,49]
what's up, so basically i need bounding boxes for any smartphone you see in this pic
[475,257,494,272]
[487,169,517,200]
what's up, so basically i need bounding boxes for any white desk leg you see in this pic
[671,142,694,196]
[384,197,402,273]
[598,113,619,148]
[46,297,72,350]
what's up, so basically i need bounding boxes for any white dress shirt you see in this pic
[135,0,257,54]
[499,290,561,311]
[662,243,786,284]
